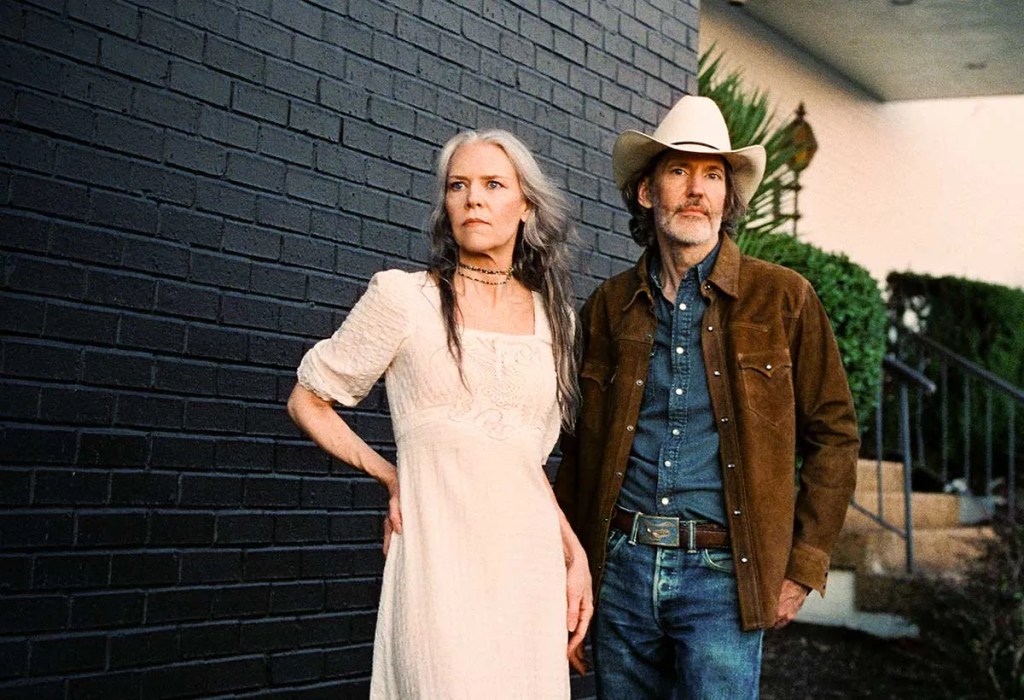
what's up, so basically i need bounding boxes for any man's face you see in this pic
[638,152,727,253]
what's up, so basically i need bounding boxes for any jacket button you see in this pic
[720,417,729,423]
[707,325,714,332]
[727,463,735,469]
[616,471,623,477]
[636,379,643,386]
[766,363,772,370]
[740,557,749,564]
[713,370,721,377]
[733,510,741,516]
[626,425,634,432]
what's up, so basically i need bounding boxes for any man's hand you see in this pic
[773,578,811,629]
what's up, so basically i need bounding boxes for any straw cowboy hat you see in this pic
[612,95,767,207]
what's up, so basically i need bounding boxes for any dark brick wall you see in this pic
[0,0,699,696]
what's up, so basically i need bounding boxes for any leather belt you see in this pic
[611,506,731,551]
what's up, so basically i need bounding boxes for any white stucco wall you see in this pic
[700,2,1024,289]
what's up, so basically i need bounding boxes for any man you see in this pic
[554,95,859,698]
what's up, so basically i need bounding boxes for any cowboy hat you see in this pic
[612,95,766,207]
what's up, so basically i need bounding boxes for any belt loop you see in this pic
[628,511,641,545]
[686,521,696,553]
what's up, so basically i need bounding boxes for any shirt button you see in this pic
[675,346,684,354]
[679,302,687,311]
[672,428,680,436]
[661,497,669,505]
[674,388,683,395]
[664,460,672,467]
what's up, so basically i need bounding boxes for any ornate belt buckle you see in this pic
[638,515,680,547]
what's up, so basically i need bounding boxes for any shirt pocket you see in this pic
[737,349,793,427]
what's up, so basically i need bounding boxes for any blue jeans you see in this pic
[593,528,764,699]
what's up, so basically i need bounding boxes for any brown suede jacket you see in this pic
[554,235,860,630]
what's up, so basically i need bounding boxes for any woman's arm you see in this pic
[287,383,402,546]
[545,479,593,675]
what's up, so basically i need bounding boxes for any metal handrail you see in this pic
[907,333,1024,404]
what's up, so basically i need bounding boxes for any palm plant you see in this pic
[698,46,800,244]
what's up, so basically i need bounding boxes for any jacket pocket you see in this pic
[737,350,793,427]
[580,361,615,391]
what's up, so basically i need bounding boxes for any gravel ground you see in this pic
[760,622,946,699]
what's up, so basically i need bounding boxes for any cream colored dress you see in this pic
[297,270,569,699]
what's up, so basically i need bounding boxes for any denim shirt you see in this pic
[617,242,725,524]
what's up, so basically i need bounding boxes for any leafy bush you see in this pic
[907,510,1024,699]
[887,271,1024,487]
[741,231,887,434]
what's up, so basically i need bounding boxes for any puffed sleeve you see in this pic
[296,270,412,407]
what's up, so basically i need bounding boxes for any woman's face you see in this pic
[445,142,530,263]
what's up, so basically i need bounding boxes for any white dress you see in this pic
[297,270,569,699]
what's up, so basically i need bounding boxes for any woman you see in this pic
[287,129,592,698]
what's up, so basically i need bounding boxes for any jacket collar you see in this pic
[625,234,741,310]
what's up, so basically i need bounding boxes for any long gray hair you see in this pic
[426,129,580,432]
[622,150,748,248]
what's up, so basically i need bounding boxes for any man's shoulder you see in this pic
[737,253,812,293]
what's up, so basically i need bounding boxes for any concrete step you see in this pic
[855,458,905,497]
[859,526,995,577]
[796,569,918,638]
[843,492,961,532]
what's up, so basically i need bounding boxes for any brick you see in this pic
[156,280,220,320]
[320,77,369,118]
[310,207,360,245]
[0,295,45,336]
[68,0,141,38]
[210,583,270,618]
[185,324,249,361]
[70,590,145,629]
[239,14,292,59]
[180,549,243,583]
[199,106,260,149]
[0,210,49,254]
[0,554,32,593]
[323,13,371,57]
[75,511,147,546]
[149,512,216,545]
[259,124,316,166]
[244,547,303,581]
[205,35,263,82]
[226,151,286,191]
[218,513,275,545]
[81,349,153,388]
[0,426,77,464]
[179,620,241,658]
[270,648,324,684]
[33,554,111,590]
[2,339,81,382]
[256,196,311,234]
[223,219,280,259]
[0,593,67,633]
[140,10,205,61]
[249,265,306,300]
[248,333,307,366]
[290,101,341,142]
[90,189,160,234]
[184,398,245,432]
[280,235,335,271]
[0,639,28,679]
[233,82,289,125]
[67,671,142,700]
[119,314,187,352]
[141,656,267,698]
[215,436,275,469]
[269,581,324,614]
[330,512,381,542]
[0,124,56,173]
[0,512,73,548]
[148,434,216,468]
[0,468,32,506]
[100,34,168,84]
[265,57,319,101]
[325,644,373,677]
[152,356,217,393]
[84,270,155,312]
[129,161,196,206]
[165,131,228,174]
[348,1,395,32]
[23,8,100,61]
[274,513,329,543]
[178,473,244,506]
[109,628,179,669]
[9,171,90,220]
[111,552,178,586]
[110,471,178,506]
[78,430,149,467]
[38,386,115,425]
[3,42,64,95]
[28,633,105,674]
[146,587,211,623]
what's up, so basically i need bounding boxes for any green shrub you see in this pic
[740,231,887,434]
[887,272,1024,487]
